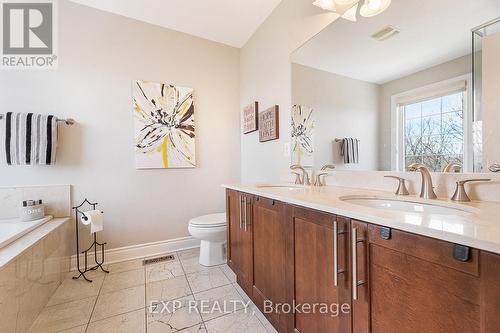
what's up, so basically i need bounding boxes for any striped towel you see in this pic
[341,138,359,164]
[1,112,58,165]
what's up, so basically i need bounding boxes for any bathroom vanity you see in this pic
[224,184,500,333]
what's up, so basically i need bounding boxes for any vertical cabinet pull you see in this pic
[239,195,243,229]
[333,221,339,286]
[243,197,248,231]
[352,227,358,300]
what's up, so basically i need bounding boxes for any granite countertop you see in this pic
[223,183,500,254]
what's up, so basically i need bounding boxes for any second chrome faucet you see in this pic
[407,163,437,199]
[290,164,336,186]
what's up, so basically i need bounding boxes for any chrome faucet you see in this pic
[442,163,462,173]
[489,164,500,173]
[451,178,491,202]
[290,165,311,185]
[384,176,409,196]
[314,164,336,186]
[407,163,437,199]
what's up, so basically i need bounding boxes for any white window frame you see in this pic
[390,74,473,172]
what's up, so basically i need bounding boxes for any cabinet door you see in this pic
[226,190,253,292]
[287,206,352,333]
[351,221,369,333]
[366,224,481,333]
[481,251,500,332]
[252,197,287,332]
[226,189,241,274]
[238,193,254,294]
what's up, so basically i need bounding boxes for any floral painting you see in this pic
[291,105,314,167]
[132,80,195,169]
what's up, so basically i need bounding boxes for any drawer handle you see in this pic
[243,197,248,232]
[333,221,338,286]
[453,244,471,262]
[333,222,347,287]
[380,227,391,240]
[239,195,243,229]
[352,227,358,300]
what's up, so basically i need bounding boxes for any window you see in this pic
[403,91,464,172]
[391,75,472,173]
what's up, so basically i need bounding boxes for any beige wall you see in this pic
[0,0,241,249]
[482,32,500,167]
[378,55,471,170]
[240,0,338,182]
[292,64,380,171]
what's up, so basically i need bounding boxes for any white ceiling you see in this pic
[292,0,500,84]
[70,0,283,47]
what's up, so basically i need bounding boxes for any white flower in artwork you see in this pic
[133,80,195,169]
[291,105,314,167]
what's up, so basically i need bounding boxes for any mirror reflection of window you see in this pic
[291,1,500,174]
[402,92,465,172]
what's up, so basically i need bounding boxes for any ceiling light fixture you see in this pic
[313,0,391,21]
[312,0,358,14]
[360,0,391,17]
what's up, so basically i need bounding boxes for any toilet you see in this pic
[188,213,227,266]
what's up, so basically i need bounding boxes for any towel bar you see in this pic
[335,138,361,142]
[0,114,75,125]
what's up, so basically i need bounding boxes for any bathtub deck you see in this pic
[0,217,70,268]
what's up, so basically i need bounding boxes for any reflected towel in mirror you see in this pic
[341,138,359,164]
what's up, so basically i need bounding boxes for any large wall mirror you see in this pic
[290,0,500,174]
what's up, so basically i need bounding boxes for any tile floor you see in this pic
[28,248,277,333]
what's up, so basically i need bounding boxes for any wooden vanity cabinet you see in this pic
[480,251,500,332]
[226,190,253,294]
[362,224,482,333]
[285,206,352,333]
[226,189,500,333]
[226,190,288,330]
[252,196,288,331]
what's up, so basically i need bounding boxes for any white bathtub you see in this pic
[0,216,53,249]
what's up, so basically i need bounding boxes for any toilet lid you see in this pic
[189,213,226,227]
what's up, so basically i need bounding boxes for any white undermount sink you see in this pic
[340,197,472,216]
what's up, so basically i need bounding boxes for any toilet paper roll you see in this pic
[81,210,104,233]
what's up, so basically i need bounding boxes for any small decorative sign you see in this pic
[259,105,279,142]
[243,101,258,134]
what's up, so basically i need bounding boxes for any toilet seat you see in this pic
[189,213,226,228]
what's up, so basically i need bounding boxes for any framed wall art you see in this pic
[243,101,258,134]
[259,105,279,142]
[132,80,196,169]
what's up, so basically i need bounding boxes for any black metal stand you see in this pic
[72,199,109,282]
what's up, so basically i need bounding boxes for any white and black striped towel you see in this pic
[341,138,359,164]
[1,112,58,165]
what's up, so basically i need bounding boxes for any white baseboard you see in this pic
[70,236,200,271]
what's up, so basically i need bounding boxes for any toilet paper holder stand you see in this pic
[72,198,109,283]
